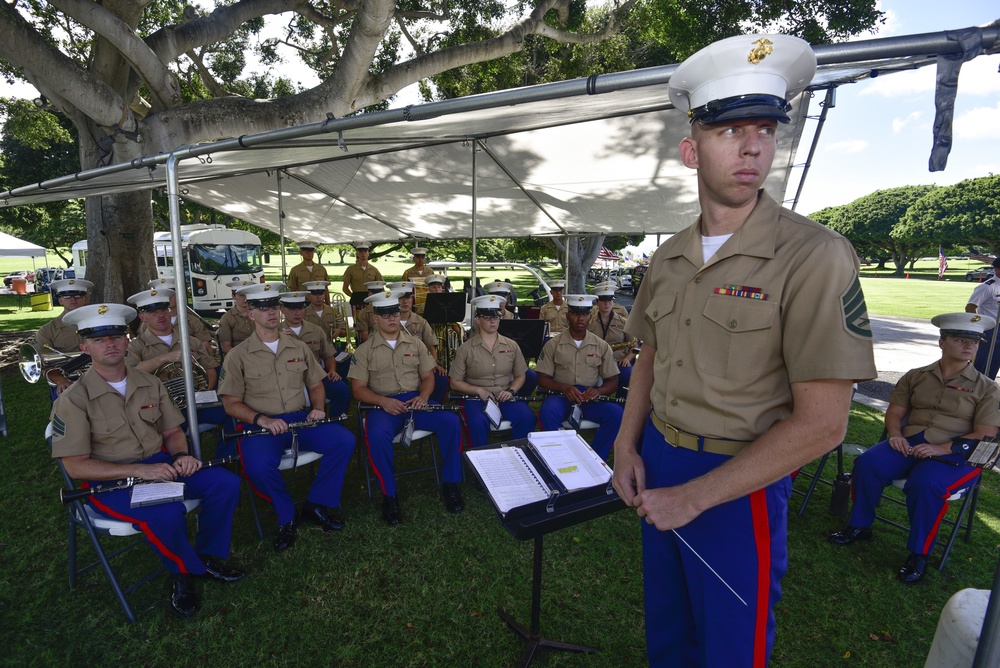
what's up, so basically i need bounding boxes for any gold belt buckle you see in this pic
[662,421,681,447]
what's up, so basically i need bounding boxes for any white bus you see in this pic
[72,224,264,312]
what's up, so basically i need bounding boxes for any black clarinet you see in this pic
[447,392,533,403]
[222,415,349,441]
[537,389,626,404]
[60,454,240,504]
[358,403,463,412]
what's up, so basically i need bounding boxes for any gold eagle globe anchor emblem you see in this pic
[747,38,774,65]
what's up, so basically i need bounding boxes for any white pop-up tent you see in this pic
[0,230,46,258]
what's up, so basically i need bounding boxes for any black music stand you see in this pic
[465,439,625,667]
[499,320,547,360]
[423,292,467,324]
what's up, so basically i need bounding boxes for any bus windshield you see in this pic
[189,244,263,275]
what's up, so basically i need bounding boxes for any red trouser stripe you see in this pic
[920,468,981,555]
[363,417,389,495]
[89,495,189,574]
[749,489,771,668]
[236,432,272,503]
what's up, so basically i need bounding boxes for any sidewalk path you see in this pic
[856,315,939,413]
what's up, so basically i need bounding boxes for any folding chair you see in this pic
[244,447,325,539]
[49,423,201,622]
[358,407,441,499]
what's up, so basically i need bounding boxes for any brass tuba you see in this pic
[19,342,91,386]
[155,359,209,410]
[331,293,355,354]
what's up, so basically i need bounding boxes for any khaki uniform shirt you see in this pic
[356,305,375,338]
[348,328,435,396]
[891,361,1000,444]
[535,331,619,387]
[218,307,255,349]
[627,191,877,442]
[304,305,344,340]
[50,366,184,464]
[342,263,383,294]
[402,265,434,282]
[287,261,329,292]
[218,331,326,415]
[588,310,635,362]
[539,301,568,334]
[400,311,438,351]
[36,312,81,353]
[450,333,528,394]
[138,309,214,344]
[126,327,219,372]
[280,321,336,365]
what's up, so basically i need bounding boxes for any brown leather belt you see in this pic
[650,412,751,456]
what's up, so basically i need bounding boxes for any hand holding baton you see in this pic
[60,454,241,504]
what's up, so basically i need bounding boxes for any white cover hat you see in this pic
[484,281,514,295]
[365,280,387,291]
[279,291,309,306]
[931,312,996,340]
[425,274,446,285]
[63,303,136,337]
[565,294,598,311]
[472,294,505,313]
[238,282,286,305]
[50,278,94,295]
[303,280,330,292]
[668,33,816,124]
[127,288,174,311]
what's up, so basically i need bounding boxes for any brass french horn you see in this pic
[154,359,210,410]
[19,342,91,386]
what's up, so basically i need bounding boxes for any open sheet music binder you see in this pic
[465,431,624,540]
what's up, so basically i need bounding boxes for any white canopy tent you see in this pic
[0,230,46,258]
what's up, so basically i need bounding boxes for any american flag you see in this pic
[938,245,948,279]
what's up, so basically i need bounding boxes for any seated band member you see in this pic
[36,278,95,397]
[539,280,568,335]
[414,273,447,316]
[303,279,350,379]
[143,278,215,345]
[50,303,244,618]
[278,290,351,418]
[588,284,637,397]
[449,295,537,446]
[388,281,449,403]
[342,242,382,314]
[482,281,516,320]
[218,278,255,355]
[348,294,464,525]
[219,282,355,552]
[830,312,1000,584]
[535,294,622,461]
[356,280,388,342]
[592,280,629,320]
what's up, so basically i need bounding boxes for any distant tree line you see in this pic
[810,175,1000,276]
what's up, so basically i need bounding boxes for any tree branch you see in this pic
[185,48,234,98]
[47,0,181,110]
[0,0,127,126]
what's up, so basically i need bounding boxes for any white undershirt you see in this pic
[702,233,733,264]
[108,378,127,396]
[573,339,583,348]
[314,308,324,318]
[263,340,279,354]
[289,325,302,336]
[157,334,173,347]
[386,339,398,349]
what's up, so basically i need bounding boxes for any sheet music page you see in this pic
[466,446,550,513]
[130,482,185,507]
[484,397,504,429]
[528,430,612,491]
[195,390,218,405]
[969,440,1000,468]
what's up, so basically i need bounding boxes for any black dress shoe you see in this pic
[382,495,401,526]
[828,526,873,545]
[897,553,929,584]
[168,573,200,618]
[199,555,246,583]
[274,521,297,552]
[301,501,345,532]
[442,483,465,514]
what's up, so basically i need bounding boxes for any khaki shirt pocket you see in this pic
[137,404,162,425]
[698,295,778,381]
[284,360,309,389]
[92,414,127,436]
[645,292,676,358]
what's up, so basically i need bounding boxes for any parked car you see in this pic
[617,272,632,289]
[966,268,994,282]
[3,270,35,287]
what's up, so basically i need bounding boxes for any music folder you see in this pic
[422,292,467,324]
[465,431,622,540]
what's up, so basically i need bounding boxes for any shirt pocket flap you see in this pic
[703,296,777,333]
[645,293,676,322]
[93,415,127,434]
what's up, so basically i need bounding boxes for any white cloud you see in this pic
[954,102,1000,139]
[892,111,921,133]
[824,139,869,154]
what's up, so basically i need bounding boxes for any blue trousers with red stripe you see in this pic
[640,417,789,667]
[237,410,355,526]
[364,392,462,497]
[538,390,623,461]
[460,398,537,446]
[323,378,351,417]
[87,451,240,575]
[848,434,980,555]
